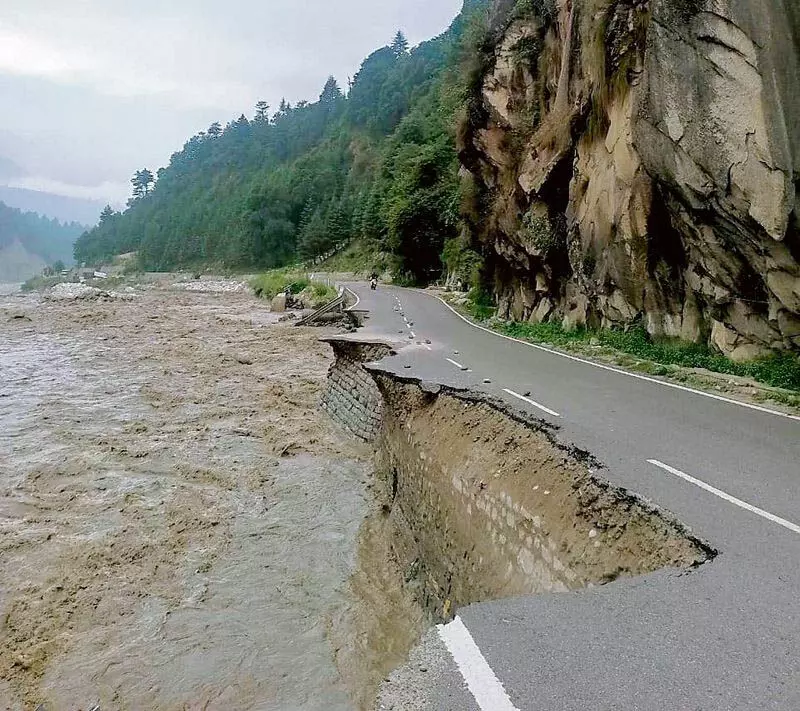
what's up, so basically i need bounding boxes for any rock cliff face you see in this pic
[461,0,800,359]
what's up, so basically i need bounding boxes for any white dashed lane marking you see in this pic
[438,616,520,711]
[503,388,561,418]
[648,460,800,536]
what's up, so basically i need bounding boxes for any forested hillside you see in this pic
[0,202,86,279]
[0,187,103,227]
[75,1,489,282]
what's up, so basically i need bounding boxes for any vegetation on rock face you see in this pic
[74,2,492,285]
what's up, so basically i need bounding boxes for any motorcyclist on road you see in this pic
[369,272,378,291]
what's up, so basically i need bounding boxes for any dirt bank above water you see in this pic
[0,285,409,710]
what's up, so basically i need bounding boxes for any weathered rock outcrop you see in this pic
[461,0,800,359]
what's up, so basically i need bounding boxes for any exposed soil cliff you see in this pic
[461,0,800,360]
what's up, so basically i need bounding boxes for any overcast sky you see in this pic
[0,0,463,206]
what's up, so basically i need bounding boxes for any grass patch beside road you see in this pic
[250,270,339,309]
[250,271,309,300]
[449,292,800,397]
[498,322,800,392]
[318,239,396,277]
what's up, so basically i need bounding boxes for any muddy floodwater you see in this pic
[0,282,420,711]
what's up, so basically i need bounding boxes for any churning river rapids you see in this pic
[0,281,420,711]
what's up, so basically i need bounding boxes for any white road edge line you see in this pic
[344,287,360,310]
[432,295,800,423]
[438,616,520,711]
[648,459,800,536]
[503,388,561,418]
[446,357,465,370]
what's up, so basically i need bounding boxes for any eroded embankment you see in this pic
[323,337,716,623]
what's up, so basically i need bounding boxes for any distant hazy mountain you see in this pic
[0,156,23,182]
[0,186,103,226]
[0,200,86,281]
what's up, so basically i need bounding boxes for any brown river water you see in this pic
[0,282,420,711]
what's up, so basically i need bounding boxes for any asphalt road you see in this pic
[349,283,800,711]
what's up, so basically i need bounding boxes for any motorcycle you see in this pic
[370,278,378,291]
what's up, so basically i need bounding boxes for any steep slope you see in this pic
[0,201,84,280]
[460,0,800,358]
[75,3,489,279]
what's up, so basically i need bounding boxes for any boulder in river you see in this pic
[271,294,287,312]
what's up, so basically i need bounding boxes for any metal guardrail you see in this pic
[295,290,346,327]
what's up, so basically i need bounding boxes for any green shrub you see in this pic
[465,287,496,321]
[511,35,542,65]
[512,0,557,22]
[443,238,483,289]
[519,210,564,258]
[310,282,339,305]
[250,271,309,300]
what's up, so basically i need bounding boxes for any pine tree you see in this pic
[319,76,343,104]
[131,169,155,199]
[391,30,409,57]
[326,200,351,246]
[254,101,270,122]
[298,200,316,235]
[207,122,223,138]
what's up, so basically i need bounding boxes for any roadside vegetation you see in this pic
[455,294,800,397]
[250,270,339,309]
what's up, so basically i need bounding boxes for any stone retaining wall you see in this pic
[320,338,392,442]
